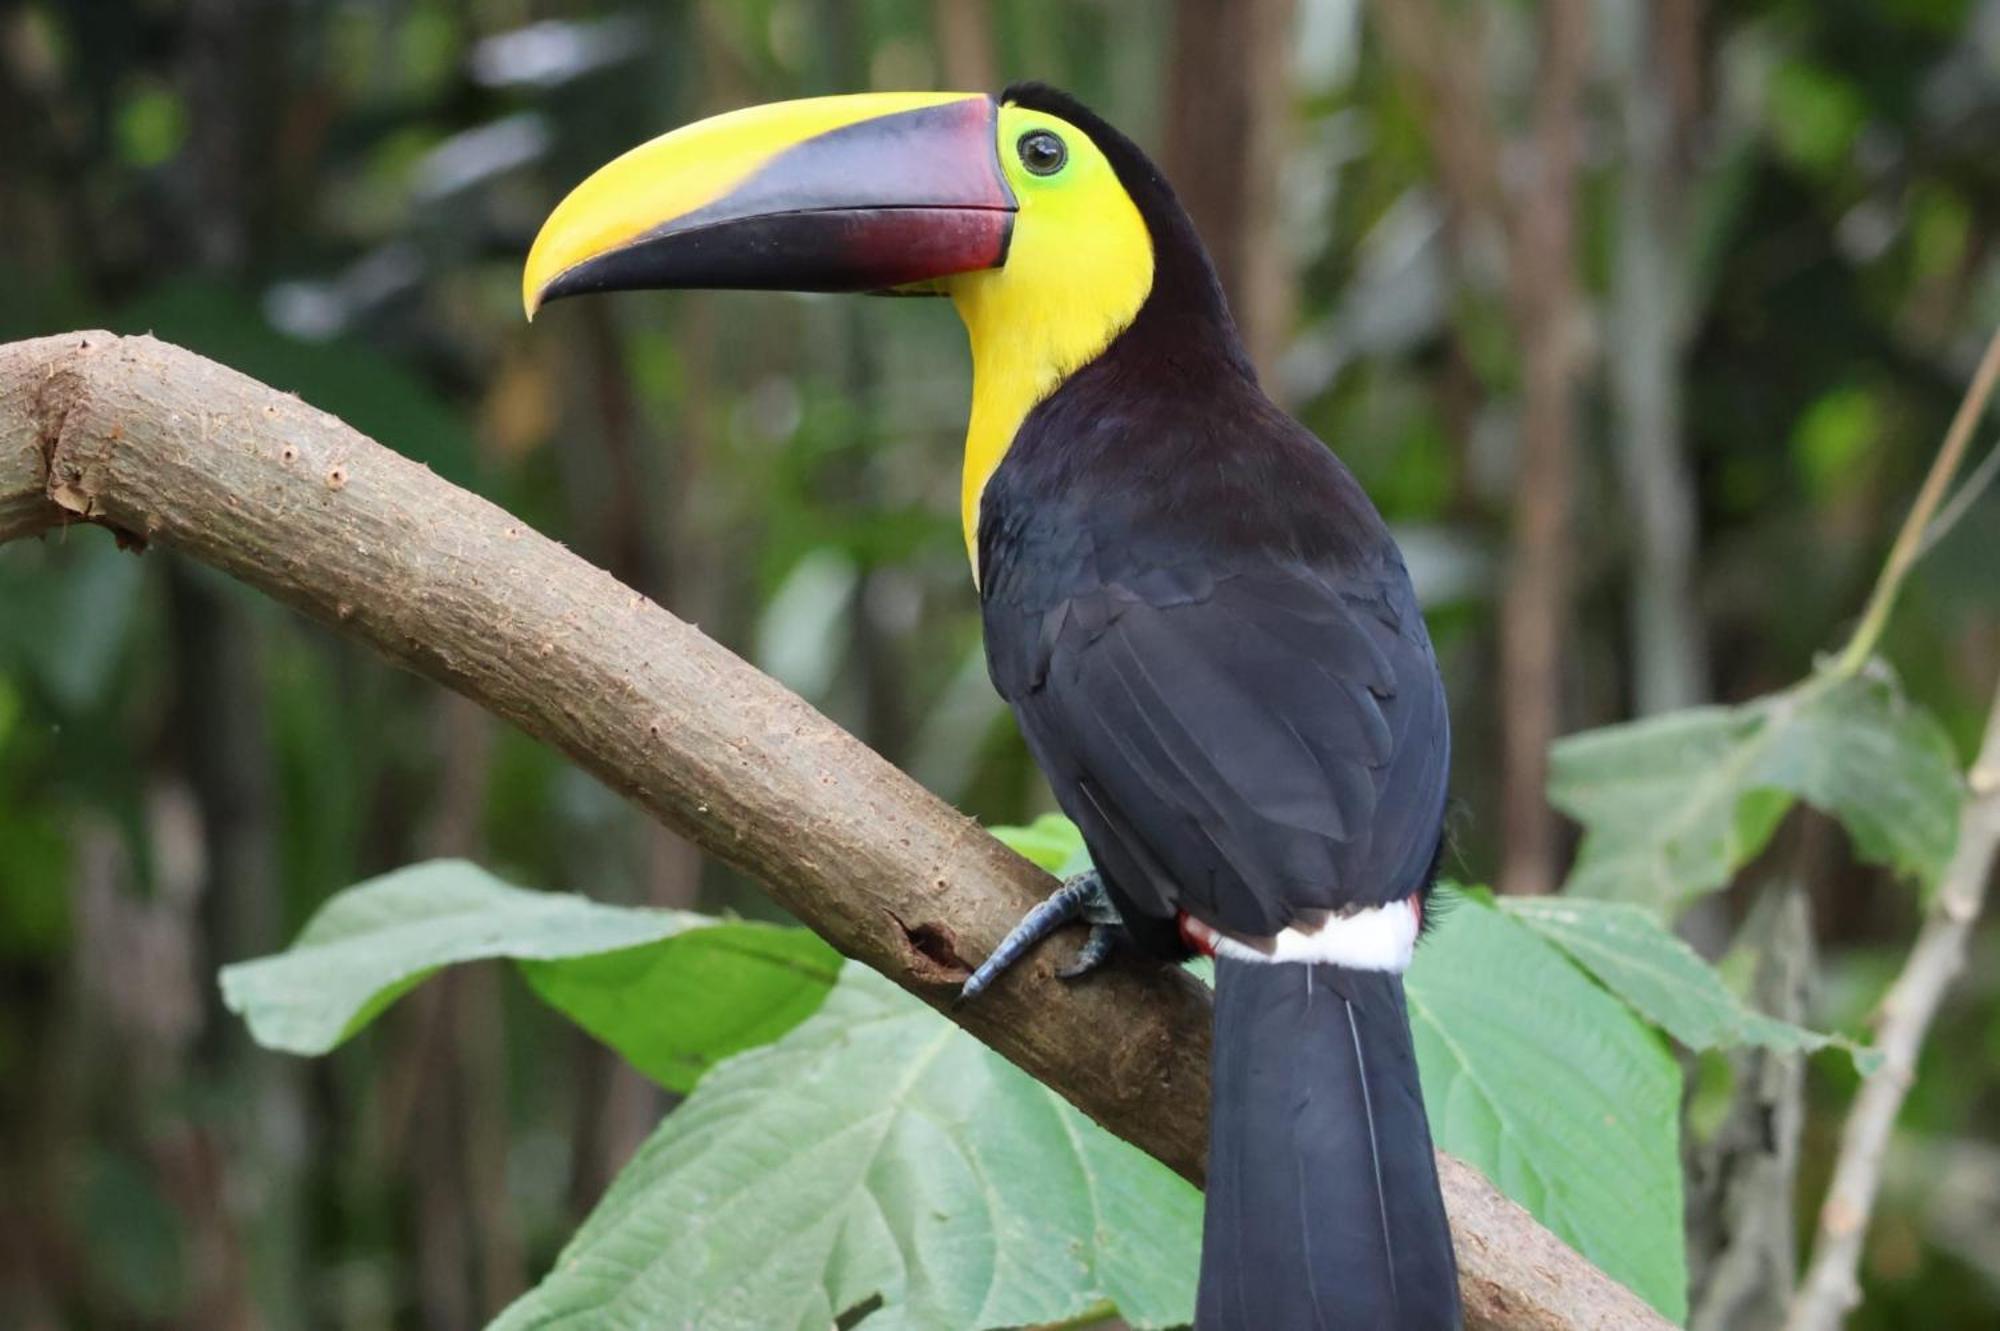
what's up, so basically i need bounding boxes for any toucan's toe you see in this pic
[960,869,1116,1001]
[1055,922,1121,980]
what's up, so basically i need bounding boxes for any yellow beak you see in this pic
[523,91,1015,319]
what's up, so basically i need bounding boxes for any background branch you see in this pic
[1787,680,2000,1331]
[1831,328,2000,677]
[0,331,1670,1331]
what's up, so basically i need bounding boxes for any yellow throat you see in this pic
[943,104,1154,577]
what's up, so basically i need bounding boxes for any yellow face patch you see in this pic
[944,104,1154,573]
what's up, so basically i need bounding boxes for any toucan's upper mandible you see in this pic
[524,92,1015,315]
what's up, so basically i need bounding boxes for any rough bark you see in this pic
[0,336,65,542]
[0,330,1672,1331]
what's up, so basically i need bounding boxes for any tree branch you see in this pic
[1787,678,2000,1331]
[1831,326,2000,678]
[0,333,76,544]
[0,331,1671,1331]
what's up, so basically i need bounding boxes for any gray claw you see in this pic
[1056,922,1118,980]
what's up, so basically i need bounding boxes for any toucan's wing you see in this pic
[984,543,1448,938]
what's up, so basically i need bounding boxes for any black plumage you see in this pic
[980,88,1449,946]
[1200,959,1458,1330]
[979,85,1460,1329]
[979,416,1449,940]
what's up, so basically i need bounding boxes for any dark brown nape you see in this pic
[1001,81,1254,381]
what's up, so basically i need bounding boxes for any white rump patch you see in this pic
[1182,897,1420,974]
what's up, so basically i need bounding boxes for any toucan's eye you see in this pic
[1017,130,1067,176]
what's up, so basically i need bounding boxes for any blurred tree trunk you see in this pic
[1375,0,1590,896]
[397,695,526,1326]
[1608,0,1708,715]
[184,0,286,274]
[170,5,309,1324]
[1496,0,1590,896]
[166,569,278,1331]
[933,0,998,92]
[1162,0,1298,383]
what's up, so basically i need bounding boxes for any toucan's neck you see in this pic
[946,188,1154,571]
[948,213,1249,579]
[955,300,1058,572]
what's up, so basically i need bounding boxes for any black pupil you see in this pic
[1019,131,1066,175]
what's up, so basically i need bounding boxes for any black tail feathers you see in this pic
[1197,958,1460,1330]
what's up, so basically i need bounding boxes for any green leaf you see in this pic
[1501,896,1853,1062]
[989,813,1092,877]
[1550,668,1962,913]
[491,964,1202,1331]
[522,924,840,1094]
[1408,898,1687,1321]
[981,822,1692,1314]
[220,860,839,1092]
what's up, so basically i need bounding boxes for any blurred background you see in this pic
[0,0,1996,1327]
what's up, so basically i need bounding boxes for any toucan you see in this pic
[525,84,1460,1331]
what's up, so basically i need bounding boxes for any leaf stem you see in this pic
[1832,327,2000,678]
[1786,674,2000,1331]
[1916,428,2000,559]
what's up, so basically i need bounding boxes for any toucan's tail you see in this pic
[1197,957,1460,1330]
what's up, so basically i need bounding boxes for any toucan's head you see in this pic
[525,83,1240,562]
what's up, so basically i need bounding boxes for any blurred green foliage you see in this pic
[1,0,1997,1327]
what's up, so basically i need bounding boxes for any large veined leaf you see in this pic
[1407,898,1687,1322]
[1550,667,1961,913]
[491,963,1203,1331]
[220,860,839,1092]
[230,851,1694,1326]
[1502,895,1859,1063]
[522,925,841,1095]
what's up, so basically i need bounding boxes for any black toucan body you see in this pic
[526,83,1460,1330]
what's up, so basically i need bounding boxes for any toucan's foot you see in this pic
[1055,922,1119,980]
[960,870,1124,1002]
